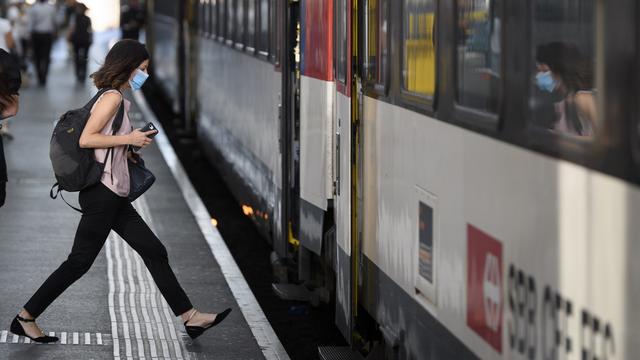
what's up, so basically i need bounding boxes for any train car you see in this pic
[148,0,640,359]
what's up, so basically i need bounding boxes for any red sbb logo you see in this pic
[467,225,503,353]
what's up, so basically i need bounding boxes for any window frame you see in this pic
[399,0,438,114]
[363,0,391,97]
[335,0,351,96]
[451,0,503,131]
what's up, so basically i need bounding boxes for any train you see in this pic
[144,0,639,359]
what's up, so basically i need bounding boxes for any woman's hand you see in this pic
[127,128,157,149]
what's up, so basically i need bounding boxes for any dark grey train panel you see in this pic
[152,14,180,112]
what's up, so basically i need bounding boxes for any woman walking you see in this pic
[68,3,92,83]
[10,40,230,343]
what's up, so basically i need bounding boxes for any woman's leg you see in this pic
[112,203,193,316]
[22,184,121,318]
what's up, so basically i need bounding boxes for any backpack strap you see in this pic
[83,87,122,112]
[50,183,83,213]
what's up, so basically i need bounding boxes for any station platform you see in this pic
[0,35,287,360]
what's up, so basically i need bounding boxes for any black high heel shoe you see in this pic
[10,315,59,343]
[184,308,232,340]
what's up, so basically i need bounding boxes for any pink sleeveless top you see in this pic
[91,90,131,197]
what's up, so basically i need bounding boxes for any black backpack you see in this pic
[49,88,124,211]
[70,14,93,46]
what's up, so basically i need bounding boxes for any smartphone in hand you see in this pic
[132,122,158,152]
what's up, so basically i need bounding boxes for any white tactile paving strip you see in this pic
[107,196,189,360]
[0,330,110,346]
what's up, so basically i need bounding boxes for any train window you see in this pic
[211,0,217,37]
[218,0,226,39]
[365,0,389,87]
[227,0,235,43]
[246,0,256,50]
[529,0,597,139]
[258,0,269,55]
[455,0,501,114]
[402,0,436,98]
[269,0,280,64]
[335,0,348,83]
[199,0,206,34]
[235,0,245,46]
[204,0,211,36]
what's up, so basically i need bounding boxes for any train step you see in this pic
[318,346,365,360]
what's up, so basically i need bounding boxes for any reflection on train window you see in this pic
[366,0,389,86]
[235,0,245,45]
[402,0,436,98]
[210,0,217,37]
[226,0,234,41]
[336,0,348,83]
[218,0,226,38]
[530,0,597,138]
[258,0,269,54]
[246,0,256,48]
[455,0,501,113]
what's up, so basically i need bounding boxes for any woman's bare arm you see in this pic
[79,91,157,149]
[79,92,130,149]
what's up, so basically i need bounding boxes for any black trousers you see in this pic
[0,181,5,208]
[72,43,90,81]
[24,183,193,317]
[31,32,53,85]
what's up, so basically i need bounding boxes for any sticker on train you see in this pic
[467,224,503,353]
[418,202,434,283]
[414,187,437,305]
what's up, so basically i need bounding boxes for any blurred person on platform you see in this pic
[27,0,56,87]
[7,0,29,71]
[68,3,92,84]
[0,49,21,208]
[120,0,145,40]
[0,5,15,139]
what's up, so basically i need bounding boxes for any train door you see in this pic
[280,0,301,259]
[334,0,358,344]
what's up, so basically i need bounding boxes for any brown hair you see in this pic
[91,39,149,89]
[0,50,20,112]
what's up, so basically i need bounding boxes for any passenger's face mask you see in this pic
[129,69,149,91]
[535,71,557,93]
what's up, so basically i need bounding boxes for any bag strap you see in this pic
[83,87,122,112]
[50,183,82,213]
